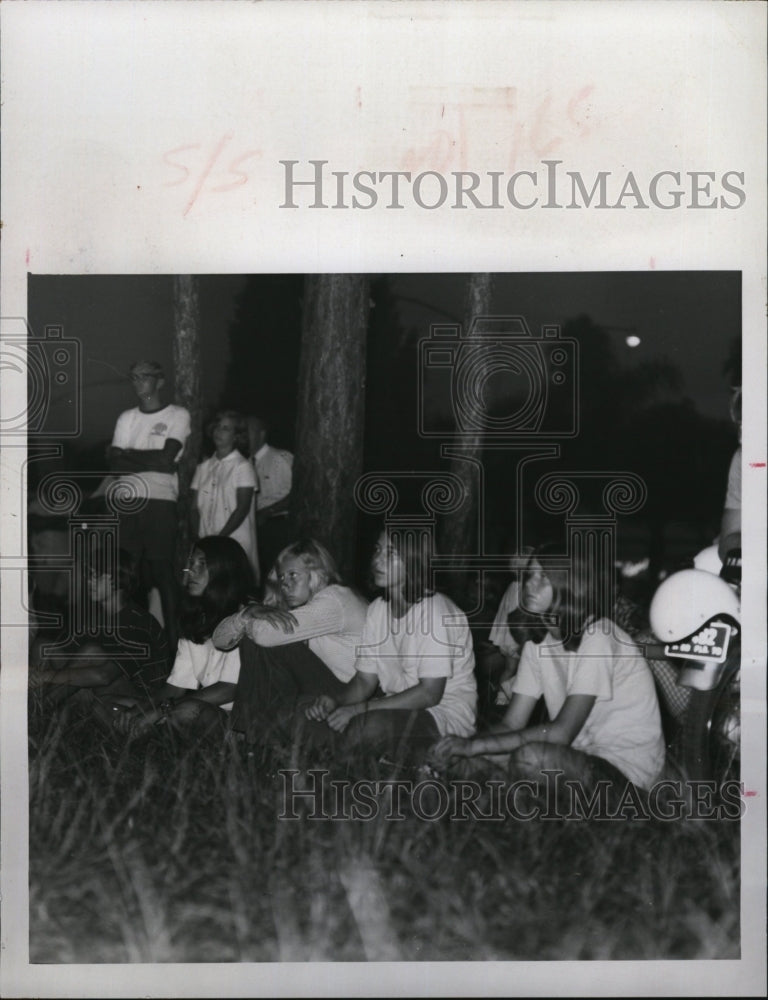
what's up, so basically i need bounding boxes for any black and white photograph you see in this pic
[1,3,765,998]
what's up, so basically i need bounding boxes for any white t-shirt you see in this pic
[511,619,665,789]
[489,580,521,657]
[111,404,191,502]
[253,443,293,511]
[355,593,477,737]
[191,451,258,572]
[166,637,241,711]
[213,585,369,683]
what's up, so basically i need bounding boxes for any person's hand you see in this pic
[499,652,520,684]
[242,604,298,632]
[305,694,336,722]
[428,736,471,768]
[326,704,360,733]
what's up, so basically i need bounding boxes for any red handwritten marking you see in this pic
[25,249,30,266]
[400,84,594,176]
[162,137,262,215]
[184,133,233,216]
[163,144,201,186]
[356,86,362,111]
[744,790,758,797]
[649,257,656,269]
[209,150,261,193]
[749,462,766,468]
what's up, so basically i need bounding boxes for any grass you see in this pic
[28,697,740,964]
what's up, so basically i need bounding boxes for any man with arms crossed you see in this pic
[110,360,190,655]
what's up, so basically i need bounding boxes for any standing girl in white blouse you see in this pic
[190,411,259,582]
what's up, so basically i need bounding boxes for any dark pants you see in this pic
[296,705,440,767]
[119,499,179,655]
[343,708,440,762]
[232,637,348,743]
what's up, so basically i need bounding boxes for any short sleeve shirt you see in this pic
[191,451,258,568]
[512,620,665,789]
[166,638,241,710]
[111,404,191,501]
[355,593,477,737]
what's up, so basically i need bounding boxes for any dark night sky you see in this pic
[26,271,739,451]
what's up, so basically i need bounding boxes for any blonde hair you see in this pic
[263,538,342,608]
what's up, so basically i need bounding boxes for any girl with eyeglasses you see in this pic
[212,538,369,745]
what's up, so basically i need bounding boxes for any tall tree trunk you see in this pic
[440,273,494,608]
[293,275,369,581]
[172,275,202,575]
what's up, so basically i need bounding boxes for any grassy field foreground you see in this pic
[28,703,740,964]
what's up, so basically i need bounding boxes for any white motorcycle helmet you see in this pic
[650,568,740,643]
[693,544,722,575]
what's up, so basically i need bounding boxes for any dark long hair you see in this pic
[377,527,434,606]
[508,541,613,652]
[178,536,255,643]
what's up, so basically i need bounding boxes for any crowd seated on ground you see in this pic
[29,518,679,812]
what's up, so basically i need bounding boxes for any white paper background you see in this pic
[2,1,766,996]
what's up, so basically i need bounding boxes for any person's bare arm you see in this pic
[718,508,741,563]
[218,487,254,537]
[305,670,380,722]
[433,693,595,765]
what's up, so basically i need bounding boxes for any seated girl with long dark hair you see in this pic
[429,542,666,793]
[305,528,477,762]
[116,536,255,737]
[212,538,368,743]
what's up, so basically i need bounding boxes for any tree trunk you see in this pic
[172,275,202,574]
[293,275,369,581]
[440,273,494,608]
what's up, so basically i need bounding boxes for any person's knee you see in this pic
[511,741,562,774]
[345,712,390,748]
